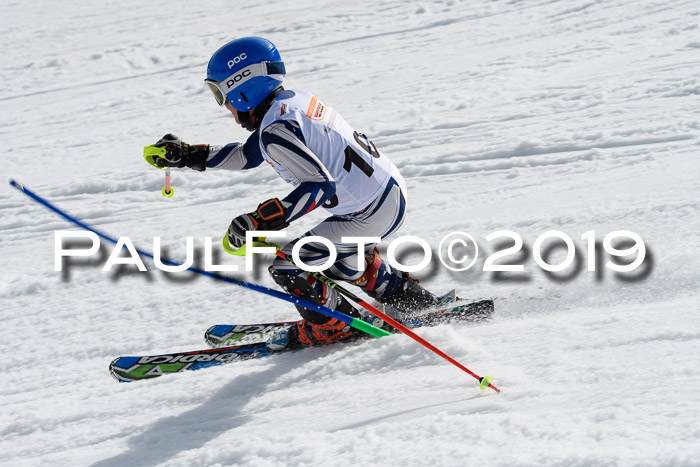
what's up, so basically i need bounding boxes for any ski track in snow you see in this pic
[1,0,700,465]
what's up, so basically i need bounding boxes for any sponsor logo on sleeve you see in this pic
[305,96,326,120]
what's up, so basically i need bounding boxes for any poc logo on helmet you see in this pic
[227,53,247,69]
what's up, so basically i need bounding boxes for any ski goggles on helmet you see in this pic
[204,61,286,106]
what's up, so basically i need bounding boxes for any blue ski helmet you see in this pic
[205,37,285,111]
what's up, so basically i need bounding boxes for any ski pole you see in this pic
[278,248,499,392]
[8,179,389,340]
[226,236,499,393]
[162,167,174,198]
[143,145,174,198]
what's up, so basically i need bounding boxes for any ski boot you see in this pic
[373,272,439,316]
[269,268,363,347]
[266,314,360,350]
[296,315,357,346]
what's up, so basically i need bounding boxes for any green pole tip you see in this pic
[479,375,492,390]
[350,317,392,337]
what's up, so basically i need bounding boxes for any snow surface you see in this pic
[2,0,700,465]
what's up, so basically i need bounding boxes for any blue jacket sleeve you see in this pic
[206,130,264,170]
[282,180,336,223]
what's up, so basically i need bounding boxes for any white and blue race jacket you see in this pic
[205,89,399,222]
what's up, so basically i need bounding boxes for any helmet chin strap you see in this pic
[239,86,284,132]
[235,109,254,131]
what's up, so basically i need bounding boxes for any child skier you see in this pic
[147,37,438,348]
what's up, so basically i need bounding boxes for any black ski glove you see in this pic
[227,198,290,249]
[153,134,209,171]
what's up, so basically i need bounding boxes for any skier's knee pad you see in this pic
[268,266,361,324]
[269,255,295,276]
[268,266,329,325]
[353,248,403,300]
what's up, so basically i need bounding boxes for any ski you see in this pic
[205,299,494,347]
[400,299,494,327]
[205,322,299,347]
[109,342,281,383]
[108,299,494,383]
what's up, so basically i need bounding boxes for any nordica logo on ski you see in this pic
[230,324,289,333]
[137,352,252,365]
